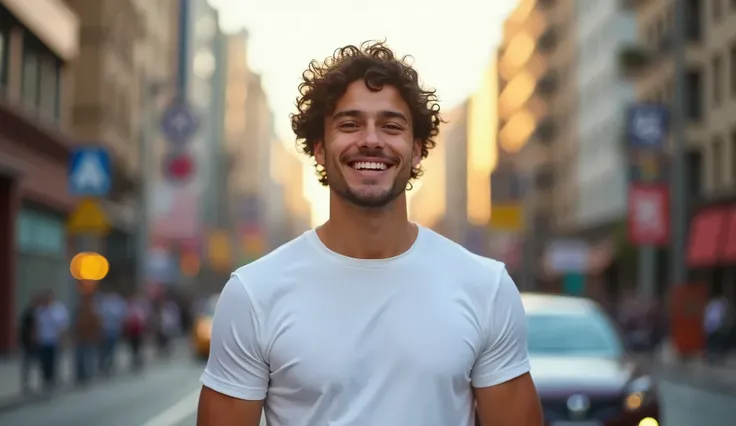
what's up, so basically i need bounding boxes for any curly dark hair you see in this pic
[290,40,442,186]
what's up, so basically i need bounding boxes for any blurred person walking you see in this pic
[704,293,734,363]
[34,290,69,392]
[96,290,128,375]
[123,294,149,370]
[17,294,42,394]
[197,41,542,426]
[155,297,180,357]
[73,290,102,385]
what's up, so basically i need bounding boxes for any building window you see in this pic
[686,148,703,198]
[0,30,6,91]
[686,0,703,41]
[21,34,60,124]
[713,0,723,21]
[712,53,723,107]
[732,130,736,184]
[731,42,736,98]
[685,69,703,120]
[712,136,724,189]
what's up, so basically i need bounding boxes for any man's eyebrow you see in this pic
[332,109,408,122]
[378,110,408,122]
[332,110,362,120]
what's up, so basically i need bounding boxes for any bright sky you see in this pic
[209,0,515,225]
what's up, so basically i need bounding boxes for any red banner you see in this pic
[627,184,670,246]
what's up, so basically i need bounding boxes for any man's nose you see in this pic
[360,123,384,148]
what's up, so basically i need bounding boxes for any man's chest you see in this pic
[264,289,483,393]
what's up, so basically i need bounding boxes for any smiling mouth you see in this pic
[348,161,393,172]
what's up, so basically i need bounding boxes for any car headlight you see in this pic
[624,376,654,411]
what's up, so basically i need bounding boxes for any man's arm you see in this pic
[474,373,542,426]
[471,266,543,426]
[197,387,263,426]
[197,274,270,426]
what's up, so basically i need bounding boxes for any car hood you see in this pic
[530,356,636,396]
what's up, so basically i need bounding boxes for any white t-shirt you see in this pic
[201,226,530,426]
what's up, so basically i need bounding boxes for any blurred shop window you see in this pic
[15,206,69,325]
[21,33,61,125]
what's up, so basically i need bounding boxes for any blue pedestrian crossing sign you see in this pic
[68,147,112,196]
[161,98,199,144]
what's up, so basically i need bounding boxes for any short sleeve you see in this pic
[471,266,531,388]
[200,274,270,400]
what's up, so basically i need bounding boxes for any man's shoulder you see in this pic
[230,231,314,288]
[421,228,508,282]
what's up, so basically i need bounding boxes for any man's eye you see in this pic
[339,122,358,129]
[384,124,403,131]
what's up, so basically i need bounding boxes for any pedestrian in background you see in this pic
[73,291,102,385]
[96,289,128,375]
[18,293,42,394]
[34,290,69,392]
[123,294,148,371]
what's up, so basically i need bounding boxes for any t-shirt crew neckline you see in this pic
[304,223,426,269]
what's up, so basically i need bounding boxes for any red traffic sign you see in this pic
[627,184,670,246]
[163,152,195,183]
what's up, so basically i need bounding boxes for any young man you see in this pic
[198,41,543,426]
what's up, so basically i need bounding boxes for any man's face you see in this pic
[315,80,421,208]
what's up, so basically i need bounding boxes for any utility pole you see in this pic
[670,0,687,286]
[136,82,153,291]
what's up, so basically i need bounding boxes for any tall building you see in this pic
[621,0,736,293]
[270,140,311,245]
[575,0,636,231]
[64,0,145,289]
[497,0,555,281]
[0,0,79,352]
[407,126,446,229]
[440,102,470,243]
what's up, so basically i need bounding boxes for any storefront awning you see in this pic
[720,206,736,263]
[687,208,727,268]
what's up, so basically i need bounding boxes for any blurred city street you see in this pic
[0,354,735,426]
[1,0,736,423]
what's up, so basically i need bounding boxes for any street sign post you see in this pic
[161,98,199,145]
[67,198,111,236]
[163,151,196,184]
[68,146,113,276]
[69,147,112,196]
[626,103,670,299]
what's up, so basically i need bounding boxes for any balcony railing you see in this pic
[536,26,557,53]
[535,70,558,96]
[534,117,556,143]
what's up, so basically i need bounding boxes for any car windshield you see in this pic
[526,310,623,357]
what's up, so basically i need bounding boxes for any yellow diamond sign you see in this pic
[67,198,110,235]
[489,203,524,232]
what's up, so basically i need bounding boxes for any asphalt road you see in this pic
[658,377,736,426]
[1,355,734,426]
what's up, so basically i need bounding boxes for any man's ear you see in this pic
[314,141,326,166]
[412,139,422,168]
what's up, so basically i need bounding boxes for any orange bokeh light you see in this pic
[70,252,110,281]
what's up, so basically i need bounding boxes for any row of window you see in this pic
[709,131,736,190]
[0,5,62,125]
[0,6,10,91]
[21,36,61,124]
[710,45,736,107]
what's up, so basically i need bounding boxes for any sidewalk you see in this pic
[653,342,736,394]
[0,338,189,410]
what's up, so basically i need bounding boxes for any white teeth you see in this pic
[352,161,388,171]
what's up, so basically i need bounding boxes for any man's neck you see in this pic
[317,192,418,259]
